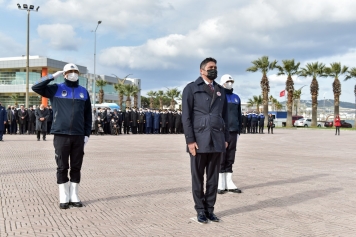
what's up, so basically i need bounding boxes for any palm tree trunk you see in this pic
[119,95,123,109]
[150,98,153,109]
[134,95,138,108]
[99,90,104,104]
[261,74,270,126]
[159,99,163,110]
[310,78,319,127]
[171,99,176,110]
[333,78,341,115]
[286,76,294,127]
[126,98,131,109]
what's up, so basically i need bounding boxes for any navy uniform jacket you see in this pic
[182,77,229,153]
[251,113,258,123]
[153,112,160,129]
[0,105,7,131]
[32,76,92,137]
[258,113,265,126]
[145,112,153,127]
[225,88,242,133]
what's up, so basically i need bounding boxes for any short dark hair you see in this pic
[200,57,217,69]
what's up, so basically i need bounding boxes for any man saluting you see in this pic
[32,63,92,209]
[182,57,229,223]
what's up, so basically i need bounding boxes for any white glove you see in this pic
[53,71,64,78]
[84,136,89,147]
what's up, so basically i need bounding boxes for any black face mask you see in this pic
[206,69,218,80]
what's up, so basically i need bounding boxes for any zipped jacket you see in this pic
[225,88,242,133]
[32,75,92,137]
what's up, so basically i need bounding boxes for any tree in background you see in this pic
[123,84,137,108]
[146,91,156,109]
[132,85,140,108]
[113,83,125,108]
[276,59,300,127]
[246,56,277,124]
[344,67,356,127]
[155,90,166,110]
[247,95,262,113]
[95,77,107,104]
[165,88,181,110]
[10,93,20,107]
[324,62,348,116]
[299,62,327,127]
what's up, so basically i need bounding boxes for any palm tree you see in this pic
[114,83,125,108]
[247,95,262,113]
[155,90,166,110]
[132,85,140,108]
[275,101,283,111]
[246,56,277,124]
[95,77,107,104]
[166,88,181,110]
[269,95,276,111]
[122,84,137,108]
[293,85,306,116]
[299,62,327,127]
[146,90,156,109]
[276,59,300,127]
[344,67,356,126]
[324,62,348,115]
[10,93,20,107]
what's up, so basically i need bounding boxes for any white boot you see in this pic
[225,173,242,193]
[59,182,70,209]
[217,173,226,194]
[69,182,83,207]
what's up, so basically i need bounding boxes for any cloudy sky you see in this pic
[1,0,356,103]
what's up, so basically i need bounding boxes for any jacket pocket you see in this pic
[193,117,206,133]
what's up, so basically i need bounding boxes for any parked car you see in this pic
[294,118,322,127]
[292,115,304,127]
[324,121,333,127]
[340,120,352,128]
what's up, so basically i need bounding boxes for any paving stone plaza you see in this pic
[0,129,355,236]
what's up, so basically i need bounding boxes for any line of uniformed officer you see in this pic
[92,107,184,135]
[241,111,266,134]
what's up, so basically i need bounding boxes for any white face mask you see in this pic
[225,82,233,90]
[66,72,79,82]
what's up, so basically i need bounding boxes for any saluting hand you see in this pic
[188,142,199,156]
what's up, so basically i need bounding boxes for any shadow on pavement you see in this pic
[217,187,342,217]
[240,174,329,190]
[85,186,191,205]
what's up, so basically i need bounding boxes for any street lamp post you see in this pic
[17,4,39,108]
[92,21,102,109]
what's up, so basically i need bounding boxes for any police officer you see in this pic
[145,108,153,134]
[32,63,92,209]
[242,112,247,134]
[258,112,265,134]
[130,107,138,134]
[247,112,251,133]
[0,101,6,141]
[217,74,242,195]
[182,57,229,223]
[174,109,182,134]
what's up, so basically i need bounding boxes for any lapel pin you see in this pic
[216,92,221,96]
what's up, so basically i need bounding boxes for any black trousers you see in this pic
[251,122,257,133]
[138,123,144,134]
[47,122,52,134]
[220,132,238,173]
[28,121,35,134]
[10,121,17,134]
[335,127,340,135]
[268,126,273,134]
[190,152,220,213]
[131,126,137,134]
[53,134,84,184]
[37,130,46,140]
[19,123,26,134]
[259,125,264,133]
[124,125,130,134]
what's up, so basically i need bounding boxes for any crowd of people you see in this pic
[92,107,183,135]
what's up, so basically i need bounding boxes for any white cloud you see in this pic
[37,24,81,50]
[304,48,356,69]
[0,32,24,56]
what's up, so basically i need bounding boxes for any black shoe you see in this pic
[69,201,83,207]
[43,138,46,141]
[205,212,220,222]
[227,188,242,193]
[59,203,69,209]
[217,189,226,194]
[37,138,40,141]
[197,211,208,223]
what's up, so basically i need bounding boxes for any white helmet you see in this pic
[220,74,234,85]
[63,63,79,74]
